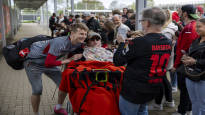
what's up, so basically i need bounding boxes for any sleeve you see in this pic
[163,32,173,40]
[174,29,197,68]
[196,59,205,66]
[48,39,63,56]
[45,53,62,67]
[113,38,145,66]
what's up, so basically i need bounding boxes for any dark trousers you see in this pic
[177,72,192,114]
[50,28,55,38]
[155,76,173,104]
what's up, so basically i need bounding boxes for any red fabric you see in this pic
[102,44,108,48]
[174,21,199,68]
[19,48,30,57]
[197,6,204,15]
[69,18,73,22]
[60,61,125,115]
[43,44,50,54]
[45,53,61,67]
[172,12,180,23]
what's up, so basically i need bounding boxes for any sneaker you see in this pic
[172,87,178,93]
[186,111,192,115]
[148,103,163,110]
[172,112,186,115]
[163,100,175,108]
[54,106,68,115]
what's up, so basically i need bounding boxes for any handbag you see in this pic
[176,64,202,81]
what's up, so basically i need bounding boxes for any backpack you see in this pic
[2,35,51,70]
[61,61,125,115]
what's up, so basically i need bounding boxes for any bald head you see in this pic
[112,14,122,26]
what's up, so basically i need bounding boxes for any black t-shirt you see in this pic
[113,33,172,104]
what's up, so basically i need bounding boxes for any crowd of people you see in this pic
[24,4,205,115]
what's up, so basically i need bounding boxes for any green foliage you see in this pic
[147,0,154,7]
[75,0,104,10]
[128,2,135,10]
[21,9,36,14]
[57,0,64,4]
[58,10,64,14]
[22,20,36,23]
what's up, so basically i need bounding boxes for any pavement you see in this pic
[0,23,180,115]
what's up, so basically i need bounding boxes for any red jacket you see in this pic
[174,21,199,68]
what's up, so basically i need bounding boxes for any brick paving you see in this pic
[0,23,66,115]
[0,23,180,115]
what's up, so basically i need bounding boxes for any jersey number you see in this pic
[149,53,170,77]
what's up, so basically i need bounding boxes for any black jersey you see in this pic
[113,33,172,104]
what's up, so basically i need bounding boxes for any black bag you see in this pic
[176,64,186,76]
[2,35,51,70]
[176,64,202,81]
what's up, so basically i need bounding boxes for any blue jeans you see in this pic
[119,95,148,115]
[186,78,205,115]
[170,72,177,87]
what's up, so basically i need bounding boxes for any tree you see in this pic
[147,0,154,7]
[109,1,127,10]
[74,0,105,10]
[128,2,135,10]
[127,0,154,10]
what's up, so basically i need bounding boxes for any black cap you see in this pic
[181,4,200,19]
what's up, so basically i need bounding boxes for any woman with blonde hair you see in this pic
[163,9,179,93]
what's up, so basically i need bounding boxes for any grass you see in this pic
[22,20,36,23]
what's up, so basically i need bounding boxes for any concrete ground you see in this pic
[0,23,180,115]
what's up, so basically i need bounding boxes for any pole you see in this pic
[66,0,69,15]
[71,0,74,15]
[46,1,49,34]
[54,0,57,15]
[135,0,146,30]
[0,0,6,47]
[9,0,14,37]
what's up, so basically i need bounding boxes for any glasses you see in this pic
[138,19,146,23]
[89,36,101,41]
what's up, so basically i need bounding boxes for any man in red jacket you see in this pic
[171,5,199,115]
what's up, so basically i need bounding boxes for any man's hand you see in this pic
[61,54,83,64]
[181,56,196,66]
[61,58,71,64]
[116,34,125,43]
[171,67,176,72]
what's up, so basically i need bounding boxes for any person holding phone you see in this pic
[113,7,171,115]
[171,5,200,115]
[181,18,205,115]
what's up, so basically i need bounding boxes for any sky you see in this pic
[73,0,135,9]
[47,0,205,12]
[153,0,205,6]
[74,0,205,8]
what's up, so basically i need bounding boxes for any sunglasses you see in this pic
[89,36,101,41]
